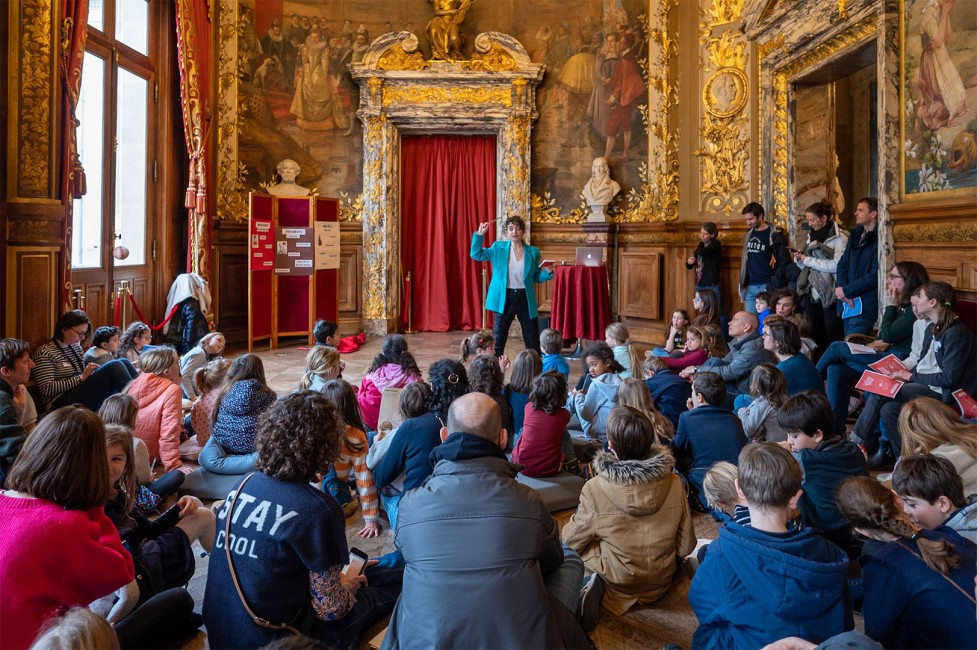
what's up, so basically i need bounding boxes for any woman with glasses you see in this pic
[31,310,138,412]
[815,262,930,446]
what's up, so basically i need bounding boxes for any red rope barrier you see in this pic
[126,294,180,331]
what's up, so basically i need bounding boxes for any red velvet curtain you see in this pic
[59,0,90,311]
[401,135,496,332]
[175,0,212,280]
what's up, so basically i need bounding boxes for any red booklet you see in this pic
[868,354,909,374]
[952,389,977,419]
[855,370,904,399]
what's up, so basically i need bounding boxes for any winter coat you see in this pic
[834,225,879,319]
[944,502,977,544]
[126,372,184,472]
[793,437,868,554]
[569,372,621,442]
[910,319,977,401]
[795,223,848,307]
[384,432,575,649]
[562,448,695,615]
[645,370,692,433]
[357,364,421,431]
[737,395,788,443]
[700,332,775,395]
[211,379,277,455]
[690,521,852,649]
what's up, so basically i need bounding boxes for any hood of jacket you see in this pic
[591,372,622,400]
[127,372,177,405]
[370,363,418,391]
[591,447,677,516]
[221,379,275,417]
[718,521,849,620]
[430,431,508,465]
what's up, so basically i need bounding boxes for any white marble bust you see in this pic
[583,157,621,222]
[267,159,311,196]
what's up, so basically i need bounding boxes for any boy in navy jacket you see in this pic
[643,356,691,434]
[778,391,868,558]
[689,443,852,649]
[673,373,746,509]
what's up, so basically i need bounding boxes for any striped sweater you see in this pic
[332,426,378,524]
[31,341,85,407]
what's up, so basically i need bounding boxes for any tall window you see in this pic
[72,0,154,269]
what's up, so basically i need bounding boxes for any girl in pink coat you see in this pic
[125,347,185,472]
[357,335,422,431]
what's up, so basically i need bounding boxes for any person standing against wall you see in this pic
[738,203,789,314]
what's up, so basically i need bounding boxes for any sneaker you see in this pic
[578,573,605,632]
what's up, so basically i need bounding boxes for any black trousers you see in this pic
[493,288,541,357]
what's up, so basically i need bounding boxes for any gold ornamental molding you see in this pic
[696,7,750,218]
[706,0,745,25]
[892,221,977,244]
[468,44,517,71]
[757,34,786,60]
[215,0,247,222]
[770,19,876,229]
[381,85,512,108]
[377,45,428,71]
[615,0,680,223]
[7,0,58,202]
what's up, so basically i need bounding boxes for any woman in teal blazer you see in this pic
[470,216,554,357]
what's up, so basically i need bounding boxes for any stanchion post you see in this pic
[404,272,417,334]
[481,268,487,330]
[118,280,130,328]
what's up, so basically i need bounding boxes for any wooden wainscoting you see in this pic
[5,246,59,349]
[618,250,662,320]
[211,220,249,346]
[338,222,363,334]
[890,198,977,291]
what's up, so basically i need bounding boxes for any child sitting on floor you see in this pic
[690,443,852,648]
[673,372,746,510]
[469,355,514,449]
[563,406,695,631]
[319,379,380,538]
[512,371,572,478]
[504,349,541,441]
[737,364,789,443]
[892,453,977,543]
[568,342,623,445]
[540,327,570,380]
[642,356,692,433]
[605,322,641,380]
[778,391,868,558]
[702,461,750,524]
[358,334,422,431]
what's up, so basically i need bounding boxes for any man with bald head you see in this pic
[383,393,589,649]
[682,311,775,405]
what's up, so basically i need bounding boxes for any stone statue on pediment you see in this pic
[583,157,620,222]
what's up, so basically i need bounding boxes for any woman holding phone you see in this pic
[470,216,554,357]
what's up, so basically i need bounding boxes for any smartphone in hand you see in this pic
[343,547,368,576]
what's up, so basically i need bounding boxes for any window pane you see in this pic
[72,52,106,269]
[88,0,104,32]
[114,68,148,267]
[116,0,148,56]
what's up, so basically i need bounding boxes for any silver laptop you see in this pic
[574,247,603,267]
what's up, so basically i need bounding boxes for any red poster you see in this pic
[868,354,909,374]
[250,218,274,271]
[855,371,904,399]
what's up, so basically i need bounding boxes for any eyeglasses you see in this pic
[888,273,904,280]
[70,327,89,336]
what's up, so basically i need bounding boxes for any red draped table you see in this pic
[549,265,611,341]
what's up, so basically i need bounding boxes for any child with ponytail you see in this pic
[835,475,976,648]
[605,322,641,380]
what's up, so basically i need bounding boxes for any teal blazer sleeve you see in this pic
[470,233,553,319]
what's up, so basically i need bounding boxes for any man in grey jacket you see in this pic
[683,311,775,406]
[383,393,590,649]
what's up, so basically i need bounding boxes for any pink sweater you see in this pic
[0,493,134,649]
[127,372,184,471]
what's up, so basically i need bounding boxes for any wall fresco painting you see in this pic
[231,0,650,218]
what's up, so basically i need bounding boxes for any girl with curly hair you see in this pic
[835,475,976,649]
[118,322,152,368]
[318,379,380,539]
[203,392,403,649]
[372,358,469,528]
[357,334,422,431]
